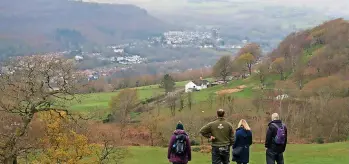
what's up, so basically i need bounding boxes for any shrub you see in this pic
[102,114,114,123]
[190,140,200,146]
[200,145,212,153]
[192,147,201,152]
[313,137,325,144]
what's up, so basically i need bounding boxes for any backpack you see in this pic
[272,123,286,145]
[172,134,187,156]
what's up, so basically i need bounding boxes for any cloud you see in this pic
[84,0,349,16]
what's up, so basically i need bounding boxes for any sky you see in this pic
[83,0,349,16]
[267,0,349,14]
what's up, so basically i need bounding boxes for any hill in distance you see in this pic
[0,0,169,58]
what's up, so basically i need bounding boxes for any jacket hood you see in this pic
[268,120,282,126]
[174,129,187,135]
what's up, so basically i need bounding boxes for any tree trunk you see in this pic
[299,80,303,90]
[223,76,227,85]
[150,129,154,146]
[279,99,283,120]
[248,63,252,75]
[2,115,33,164]
[3,156,17,164]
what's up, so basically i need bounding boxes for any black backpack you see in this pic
[173,134,187,156]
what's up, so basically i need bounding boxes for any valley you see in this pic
[1,1,349,163]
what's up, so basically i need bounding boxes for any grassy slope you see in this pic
[69,87,164,111]
[124,143,349,164]
[68,81,190,112]
[190,78,258,103]
[301,44,324,64]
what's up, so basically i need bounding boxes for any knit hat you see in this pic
[176,121,184,130]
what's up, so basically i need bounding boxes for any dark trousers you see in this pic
[236,163,247,164]
[266,149,284,164]
[212,146,230,164]
[173,163,185,164]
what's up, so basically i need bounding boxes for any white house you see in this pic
[185,79,209,92]
[74,55,84,61]
[114,48,124,53]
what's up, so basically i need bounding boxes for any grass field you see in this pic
[68,78,259,113]
[68,86,164,111]
[67,76,271,117]
[123,143,349,164]
[68,80,192,112]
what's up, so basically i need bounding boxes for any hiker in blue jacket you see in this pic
[232,119,252,164]
[265,113,288,164]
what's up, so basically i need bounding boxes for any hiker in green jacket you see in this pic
[200,109,234,164]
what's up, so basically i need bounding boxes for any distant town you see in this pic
[7,28,250,81]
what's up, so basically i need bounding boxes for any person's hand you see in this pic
[210,136,215,140]
[265,148,268,151]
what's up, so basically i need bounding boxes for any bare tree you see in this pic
[207,93,214,111]
[272,57,286,80]
[0,56,78,164]
[142,110,164,146]
[167,92,178,116]
[212,55,233,83]
[256,64,269,89]
[293,66,306,90]
[179,94,184,112]
[187,92,192,111]
[109,88,138,141]
[226,96,235,115]
[95,133,126,164]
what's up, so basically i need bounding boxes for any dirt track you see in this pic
[216,85,247,94]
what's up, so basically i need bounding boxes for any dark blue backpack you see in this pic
[172,134,186,156]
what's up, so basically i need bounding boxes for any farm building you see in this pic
[185,79,210,92]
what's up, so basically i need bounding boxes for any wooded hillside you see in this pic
[0,0,169,58]
[267,18,349,81]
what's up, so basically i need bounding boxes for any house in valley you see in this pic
[185,79,210,92]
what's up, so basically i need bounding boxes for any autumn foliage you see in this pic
[33,111,92,164]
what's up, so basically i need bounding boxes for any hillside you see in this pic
[103,0,331,50]
[267,18,349,80]
[0,0,169,59]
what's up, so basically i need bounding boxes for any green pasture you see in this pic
[123,143,349,164]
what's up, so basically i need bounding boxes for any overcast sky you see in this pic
[84,0,349,15]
